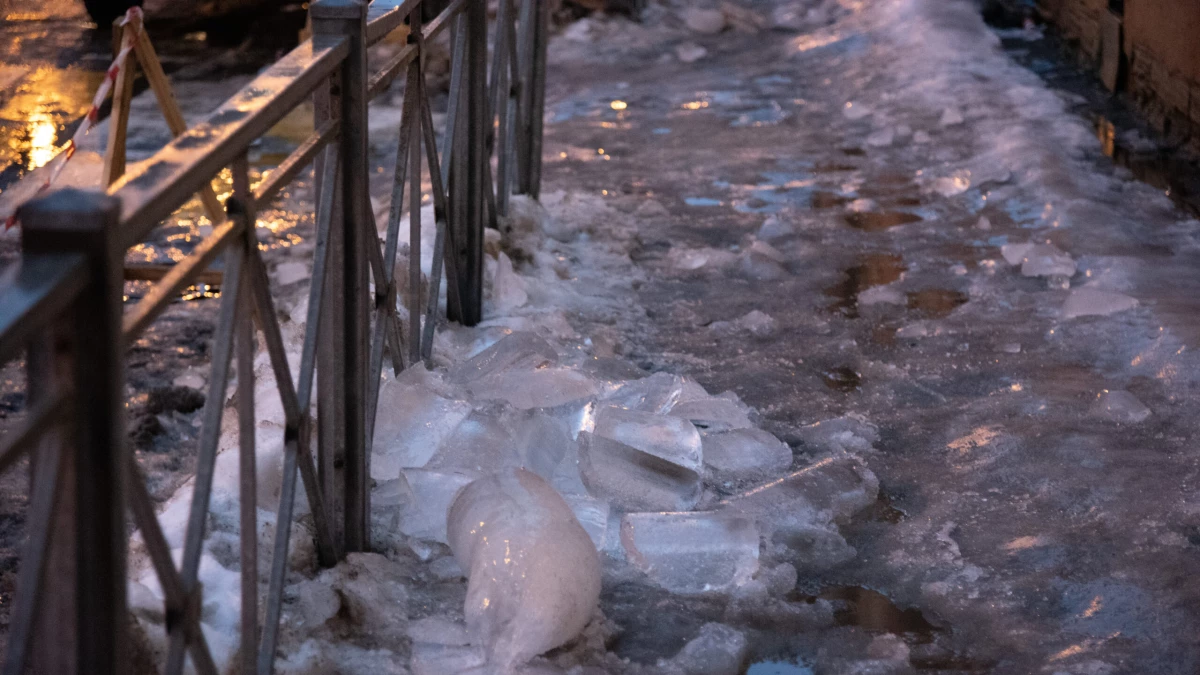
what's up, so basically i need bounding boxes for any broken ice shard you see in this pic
[579,406,704,511]
[1088,389,1151,423]
[395,469,477,543]
[603,371,705,415]
[665,623,748,675]
[1020,243,1076,278]
[796,414,879,454]
[721,454,879,528]
[620,511,759,594]
[702,428,793,478]
[372,369,472,478]
[448,331,558,385]
[447,469,601,672]
[562,492,611,550]
[427,410,519,474]
[669,392,754,431]
[1061,288,1137,318]
[467,367,598,410]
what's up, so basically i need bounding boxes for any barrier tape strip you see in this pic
[5,6,143,229]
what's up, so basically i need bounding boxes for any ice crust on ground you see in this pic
[1089,389,1151,423]
[1061,288,1138,318]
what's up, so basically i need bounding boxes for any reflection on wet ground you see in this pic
[818,586,938,640]
[823,253,906,317]
[906,288,968,319]
[821,366,862,392]
[844,211,922,231]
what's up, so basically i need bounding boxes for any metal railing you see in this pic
[0,0,548,671]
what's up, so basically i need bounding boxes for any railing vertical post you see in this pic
[463,0,488,325]
[312,0,370,554]
[19,188,126,675]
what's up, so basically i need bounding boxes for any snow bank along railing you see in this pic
[0,0,548,672]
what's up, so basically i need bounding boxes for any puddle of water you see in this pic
[823,253,907,317]
[821,366,861,392]
[0,66,106,186]
[906,288,968,318]
[845,211,923,231]
[819,586,938,641]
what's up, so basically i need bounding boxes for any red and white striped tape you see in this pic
[5,6,143,229]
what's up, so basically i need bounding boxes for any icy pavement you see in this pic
[540,0,1200,671]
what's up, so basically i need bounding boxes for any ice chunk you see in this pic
[411,642,486,675]
[939,107,965,126]
[408,616,472,645]
[857,284,904,306]
[620,512,759,594]
[748,239,786,263]
[428,410,520,473]
[675,42,708,63]
[373,370,473,477]
[1019,243,1076,278]
[842,102,872,120]
[1089,389,1150,423]
[796,415,879,454]
[594,406,703,474]
[757,214,794,240]
[1000,242,1034,266]
[1062,288,1137,318]
[448,469,601,672]
[721,454,878,527]
[739,251,788,280]
[664,623,748,675]
[579,432,702,512]
[468,368,598,410]
[562,492,611,550]
[703,428,792,478]
[317,553,409,641]
[395,469,477,543]
[669,392,754,431]
[737,310,777,337]
[491,251,528,312]
[508,410,573,480]
[866,127,894,147]
[448,331,558,385]
[603,372,698,414]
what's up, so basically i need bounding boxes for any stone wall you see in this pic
[1036,0,1200,141]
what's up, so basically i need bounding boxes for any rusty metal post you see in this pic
[463,0,488,325]
[312,0,369,553]
[20,188,126,675]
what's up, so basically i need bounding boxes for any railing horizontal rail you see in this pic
[109,37,349,247]
[365,0,423,44]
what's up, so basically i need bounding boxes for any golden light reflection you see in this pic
[682,101,709,110]
[792,32,842,53]
[610,100,627,111]
[0,66,105,172]
[1080,596,1103,619]
[947,426,999,453]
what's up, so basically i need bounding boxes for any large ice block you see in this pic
[602,372,690,414]
[372,369,472,479]
[447,469,601,672]
[578,406,704,512]
[702,428,793,478]
[620,511,759,594]
[668,392,754,431]
[427,410,520,474]
[448,331,559,385]
[395,469,478,543]
[720,454,879,528]
[467,368,598,410]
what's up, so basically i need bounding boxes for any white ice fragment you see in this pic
[703,428,792,478]
[448,469,601,672]
[1061,288,1137,318]
[664,623,748,675]
[373,369,473,477]
[913,130,931,143]
[448,331,558,385]
[1000,242,1034,266]
[866,127,894,147]
[739,309,777,337]
[492,251,529,313]
[620,512,759,594]
[842,102,872,120]
[932,169,971,197]
[682,7,726,34]
[748,239,786,263]
[603,372,689,414]
[796,415,879,454]
[508,411,573,480]
[579,431,702,512]
[430,556,466,580]
[290,579,340,630]
[857,284,904,306]
[408,616,472,646]
[721,453,879,528]
[427,411,520,474]
[1020,244,1076,278]
[396,469,477,543]
[739,250,788,280]
[939,107,965,126]
[757,214,794,240]
[594,406,703,474]
[410,642,486,675]
[1089,389,1150,423]
[562,492,611,550]
[676,42,708,63]
[468,368,598,410]
[976,216,992,230]
[317,553,410,641]
[951,264,968,276]
[669,392,754,431]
